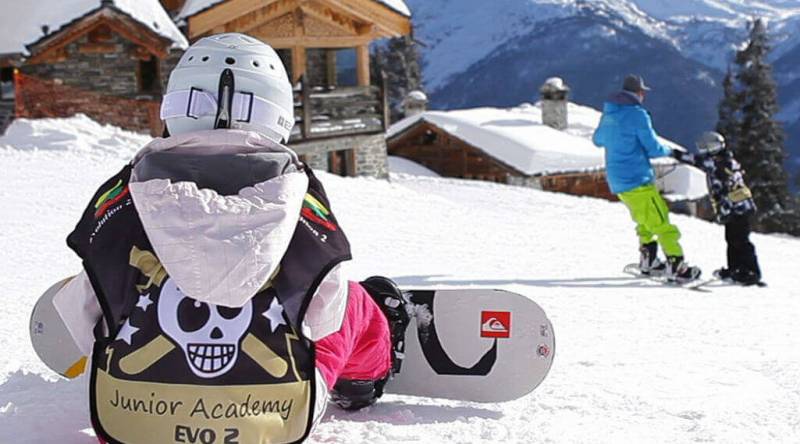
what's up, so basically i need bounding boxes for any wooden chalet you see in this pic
[387,117,616,201]
[1,0,413,178]
[5,1,188,135]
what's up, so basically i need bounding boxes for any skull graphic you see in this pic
[157,279,253,378]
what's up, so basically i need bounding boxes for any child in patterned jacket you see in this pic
[672,132,762,285]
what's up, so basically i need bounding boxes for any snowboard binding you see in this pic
[330,276,412,410]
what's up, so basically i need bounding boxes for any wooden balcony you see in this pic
[289,73,389,143]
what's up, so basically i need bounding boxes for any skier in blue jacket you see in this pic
[593,75,701,282]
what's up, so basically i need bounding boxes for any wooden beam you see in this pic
[225,0,301,34]
[263,35,371,48]
[323,0,410,37]
[189,0,284,38]
[300,1,362,35]
[78,42,117,54]
[356,44,370,86]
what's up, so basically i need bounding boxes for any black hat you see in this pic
[623,74,651,93]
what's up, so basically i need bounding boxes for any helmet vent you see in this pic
[202,56,210,62]
[226,57,236,65]
[253,60,260,68]
[269,64,275,71]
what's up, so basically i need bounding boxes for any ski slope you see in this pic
[1,117,799,443]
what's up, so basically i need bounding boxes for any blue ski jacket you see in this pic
[592,91,672,194]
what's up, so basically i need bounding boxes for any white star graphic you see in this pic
[136,293,153,312]
[262,298,287,333]
[116,319,139,345]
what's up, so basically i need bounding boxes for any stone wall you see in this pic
[15,72,160,135]
[22,33,161,100]
[302,150,329,172]
[290,133,388,178]
[353,133,389,178]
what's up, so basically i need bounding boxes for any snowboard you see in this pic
[29,276,89,379]
[30,285,556,403]
[622,264,714,292]
[384,289,555,403]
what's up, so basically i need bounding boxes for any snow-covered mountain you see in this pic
[406,0,800,180]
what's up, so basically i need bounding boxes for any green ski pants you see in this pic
[617,184,684,257]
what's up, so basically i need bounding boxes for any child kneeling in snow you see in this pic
[672,131,762,285]
[34,33,409,443]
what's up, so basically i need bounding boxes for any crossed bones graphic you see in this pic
[116,247,298,380]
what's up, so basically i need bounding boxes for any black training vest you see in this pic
[67,164,350,444]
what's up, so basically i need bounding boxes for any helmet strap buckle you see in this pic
[214,68,235,129]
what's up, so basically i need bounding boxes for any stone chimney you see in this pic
[403,90,428,118]
[540,77,570,131]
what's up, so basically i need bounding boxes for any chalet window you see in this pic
[0,67,14,100]
[137,57,161,94]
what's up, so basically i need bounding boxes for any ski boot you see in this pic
[330,276,412,411]
[713,267,733,281]
[639,241,667,276]
[731,269,762,286]
[666,256,701,283]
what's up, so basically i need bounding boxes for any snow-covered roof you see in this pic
[178,0,411,20]
[388,103,607,177]
[388,102,709,200]
[0,0,187,57]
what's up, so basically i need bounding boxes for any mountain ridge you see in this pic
[405,0,800,180]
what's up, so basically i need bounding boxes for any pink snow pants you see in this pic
[314,281,393,388]
[96,282,390,443]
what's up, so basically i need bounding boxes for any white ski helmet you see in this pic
[160,33,295,142]
[696,131,726,155]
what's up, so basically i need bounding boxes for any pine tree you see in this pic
[729,18,799,234]
[716,67,741,153]
[372,35,425,122]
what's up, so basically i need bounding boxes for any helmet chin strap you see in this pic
[214,68,235,129]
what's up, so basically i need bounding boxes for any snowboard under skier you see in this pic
[672,132,763,286]
[593,74,701,282]
[31,33,413,443]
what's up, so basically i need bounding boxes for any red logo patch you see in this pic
[481,311,511,338]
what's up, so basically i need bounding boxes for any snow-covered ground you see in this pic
[1,117,800,443]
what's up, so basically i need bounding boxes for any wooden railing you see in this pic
[289,73,389,143]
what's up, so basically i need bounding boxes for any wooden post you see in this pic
[346,148,357,177]
[380,70,390,130]
[356,44,370,86]
[292,46,307,84]
[292,9,306,84]
[301,75,312,140]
